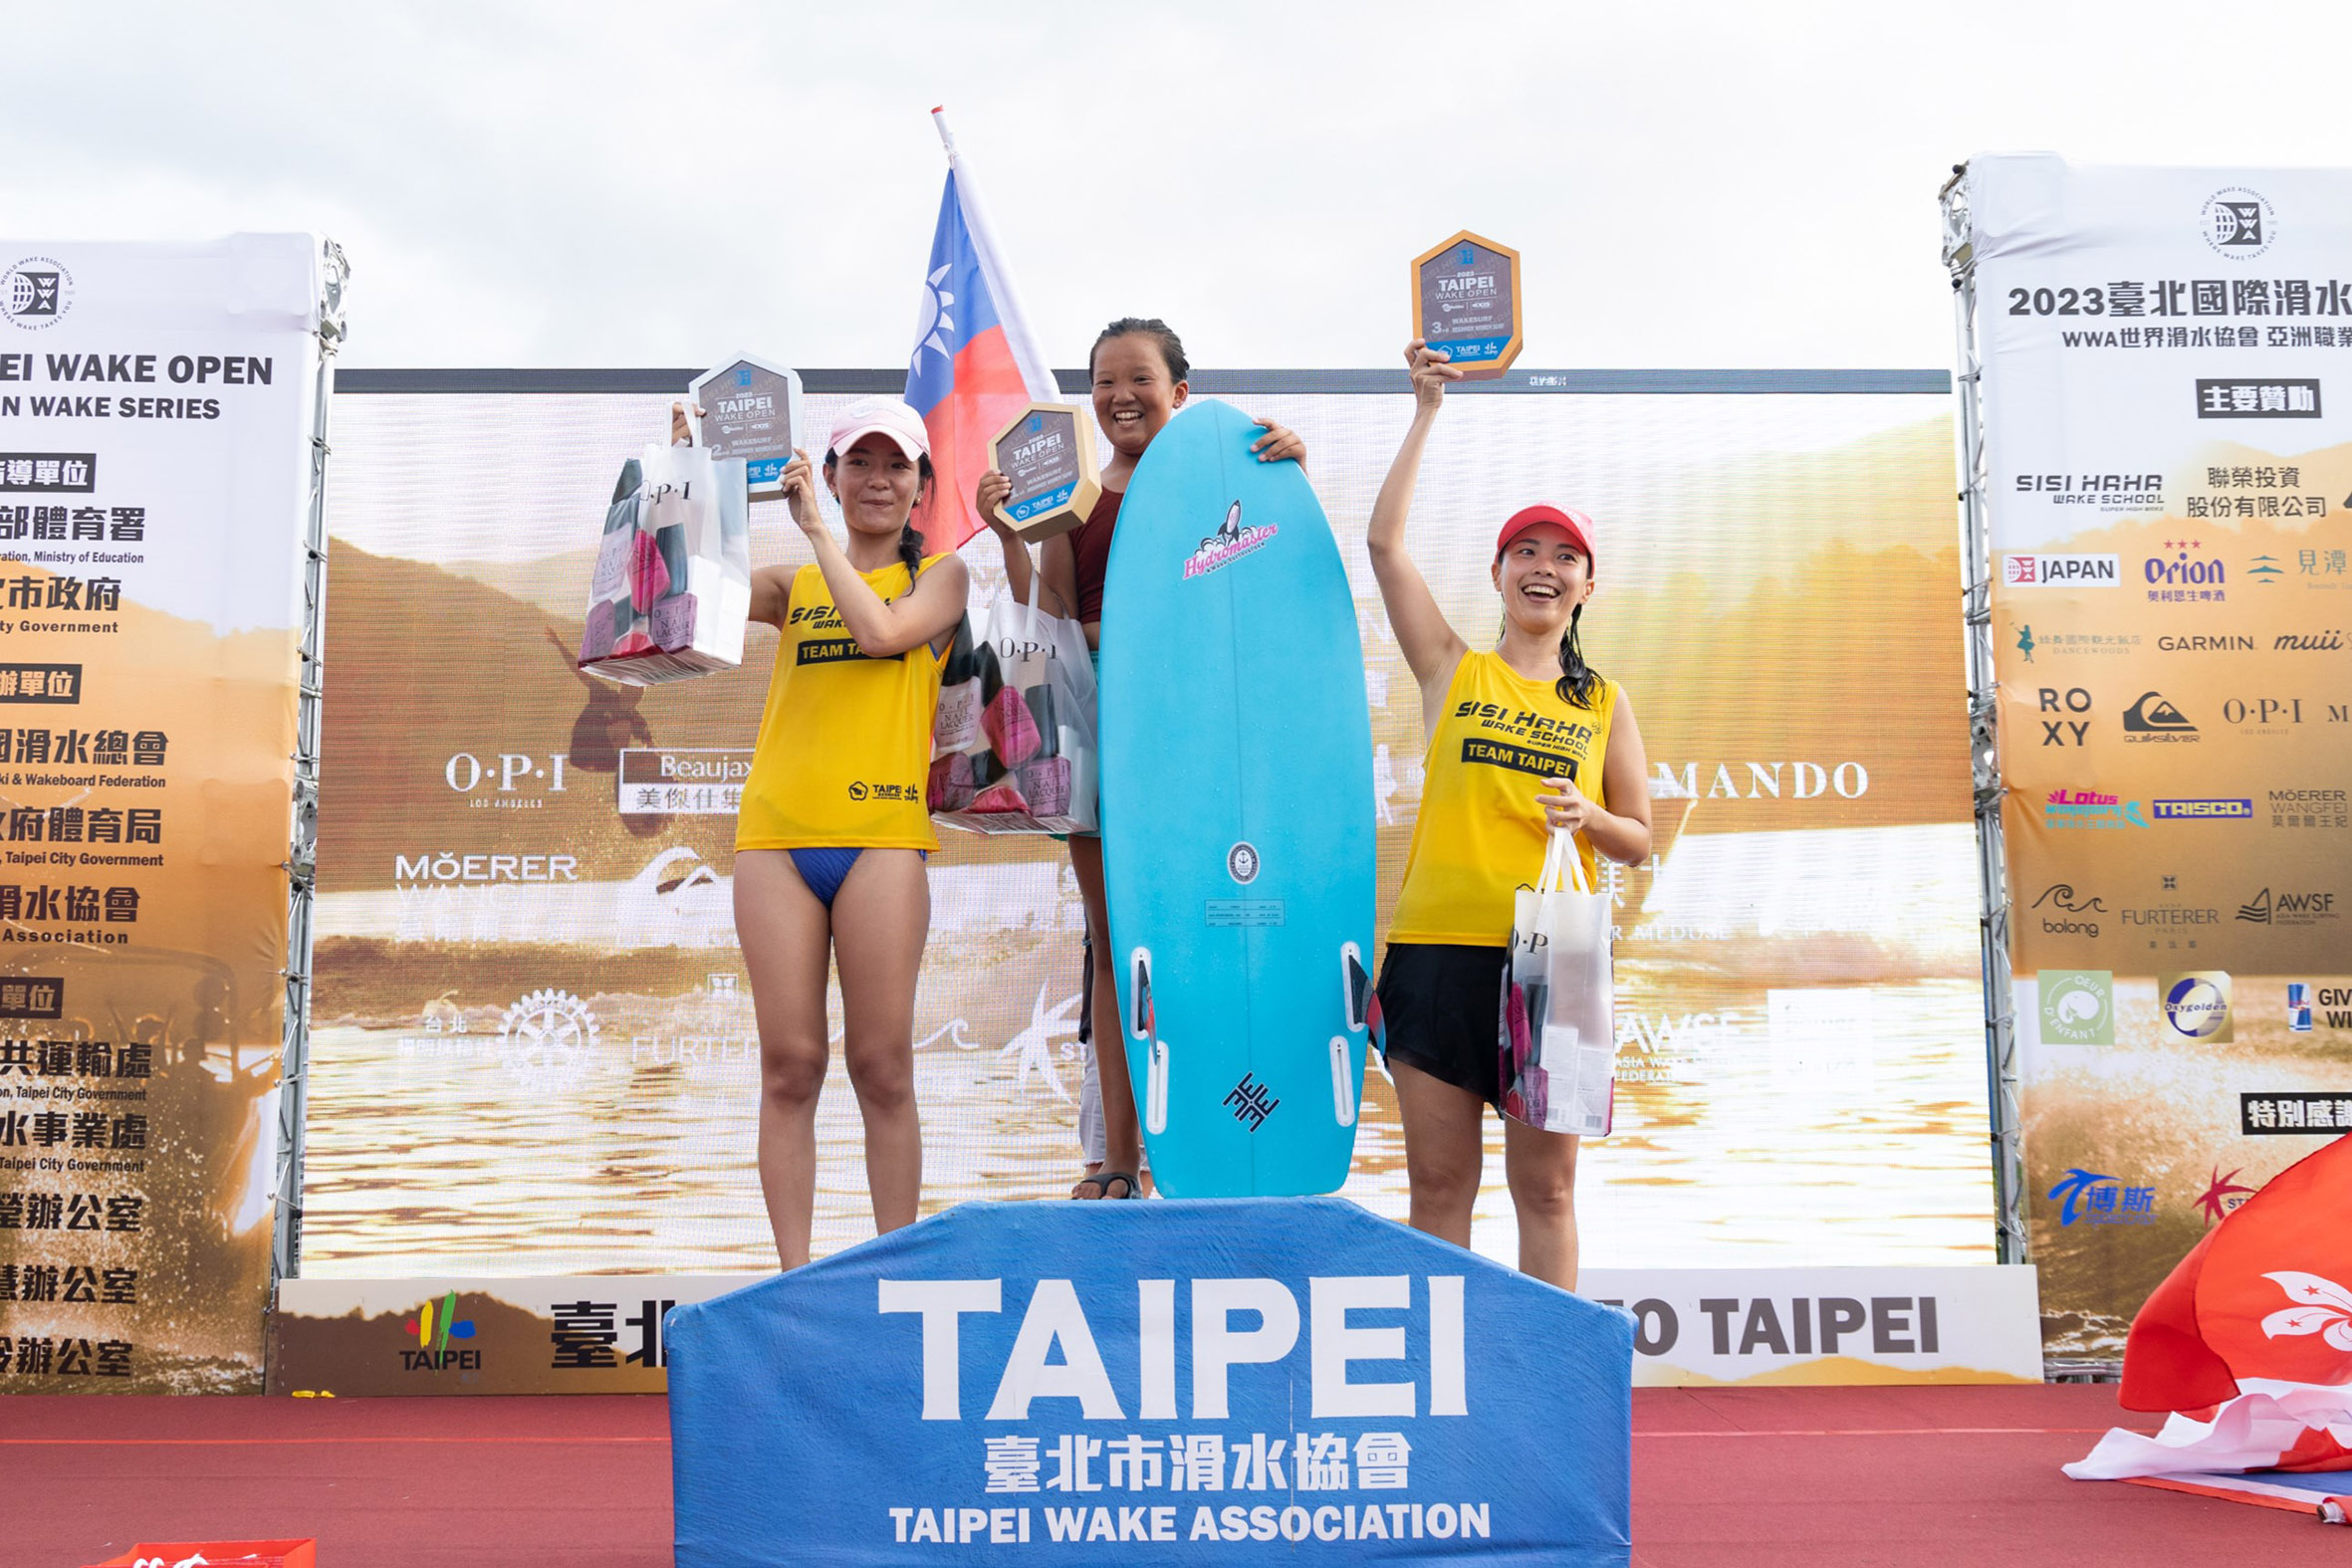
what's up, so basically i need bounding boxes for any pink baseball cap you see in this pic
[1495,504,1597,570]
[827,396,931,462]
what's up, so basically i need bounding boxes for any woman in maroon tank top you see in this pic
[978,319,1303,1199]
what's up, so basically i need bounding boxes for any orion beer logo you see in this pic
[1,258,73,330]
[2202,187,2275,258]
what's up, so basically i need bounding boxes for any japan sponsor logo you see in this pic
[2038,970,2112,1044]
[1182,501,1277,580]
[2153,798,2252,820]
[2042,787,2146,829]
[2121,690,2198,743]
[2001,553,2118,587]
[2046,1167,2156,1227]
[2029,883,2104,940]
[0,258,72,329]
[498,988,600,1094]
[2235,888,2336,927]
[2200,186,2275,258]
[2160,971,2232,1044]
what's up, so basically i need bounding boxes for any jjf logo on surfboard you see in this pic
[1225,1073,1279,1131]
[1182,500,1279,580]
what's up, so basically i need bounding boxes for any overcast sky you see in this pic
[9,1,2351,373]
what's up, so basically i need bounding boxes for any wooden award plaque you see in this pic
[988,402,1102,542]
[1411,231,1523,380]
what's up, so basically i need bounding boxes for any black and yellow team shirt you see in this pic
[735,558,943,853]
[1388,649,1618,947]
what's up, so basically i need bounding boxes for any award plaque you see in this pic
[1412,231,1523,380]
[688,353,805,500]
[988,402,1101,542]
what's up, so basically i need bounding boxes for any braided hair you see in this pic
[1555,603,1601,710]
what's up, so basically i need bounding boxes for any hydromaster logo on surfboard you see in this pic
[1183,501,1279,580]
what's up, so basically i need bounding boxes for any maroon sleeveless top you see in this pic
[1066,487,1123,623]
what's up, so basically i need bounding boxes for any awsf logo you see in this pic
[2004,554,2120,587]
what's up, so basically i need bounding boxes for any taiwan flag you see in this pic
[904,111,1059,552]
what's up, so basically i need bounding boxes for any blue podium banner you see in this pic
[668,1199,1632,1565]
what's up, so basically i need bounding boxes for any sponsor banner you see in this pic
[668,1200,1632,1564]
[1581,1264,2041,1385]
[269,1260,2039,1394]
[0,236,321,1392]
[1972,155,2352,1355]
[300,382,1987,1305]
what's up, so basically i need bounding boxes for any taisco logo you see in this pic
[498,988,600,1093]
[1,258,73,330]
[2201,186,2276,258]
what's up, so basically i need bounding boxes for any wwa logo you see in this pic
[2201,186,2276,258]
[1,258,73,330]
[1183,501,1278,580]
[400,1290,480,1371]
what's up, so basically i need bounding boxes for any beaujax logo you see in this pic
[2201,186,2276,259]
[2161,971,2233,1043]
[401,1290,481,1371]
[1183,501,1278,580]
[1,258,73,330]
[498,988,600,1093]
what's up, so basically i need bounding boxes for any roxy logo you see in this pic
[1183,501,1278,580]
[2201,187,2275,257]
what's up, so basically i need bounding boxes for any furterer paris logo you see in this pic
[2201,187,2275,259]
[1,257,72,330]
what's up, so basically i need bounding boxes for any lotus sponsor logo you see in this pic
[2152,798,2252,820]
[2043,787,2146,829]
[2038,970,2113,1045]
[2001,553,2119,586]
[2236,888,2337,927]
[2121,690,2199,743]
[2046,1168,2155,1227]
[2030,883,2104,940]
[2160,971,2233,1043]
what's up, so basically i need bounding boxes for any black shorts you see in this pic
[1376,942,1507,1108]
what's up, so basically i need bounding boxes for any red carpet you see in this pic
[1,1384,2329,1564]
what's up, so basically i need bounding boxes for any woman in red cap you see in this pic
[678,395,970,1266]
[1364,342,1653,1289]
[975,318,1304,1201]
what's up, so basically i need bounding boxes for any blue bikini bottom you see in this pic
[787,847,925,910]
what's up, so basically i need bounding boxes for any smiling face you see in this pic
[1492,522,1593,634]
[826,431,925,538]
[1090,333,1189,459]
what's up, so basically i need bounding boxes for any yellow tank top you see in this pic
[1387,650,1617,947]
[735,557,944,852]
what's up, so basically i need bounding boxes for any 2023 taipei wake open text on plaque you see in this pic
[988,402,1100,542]
[688,355,804,501]
[1413,231,1523,380]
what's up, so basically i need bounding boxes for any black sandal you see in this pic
[1070,1170,1140,1200]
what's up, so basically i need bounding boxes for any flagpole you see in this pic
[929,107,1060,404]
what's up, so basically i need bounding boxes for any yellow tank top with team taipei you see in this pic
[735,557,944,853]
[1387,649,1618,947]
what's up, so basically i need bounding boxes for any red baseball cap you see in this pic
[1495,504,1597,569]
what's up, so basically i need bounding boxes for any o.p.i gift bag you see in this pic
[1500,827,1617,1136]
[927,573,1096,834]
[578,439,751,685]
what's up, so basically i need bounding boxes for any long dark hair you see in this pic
[1089,317,1190,382]
[1556,603,1601,710]
[824,449,934,592]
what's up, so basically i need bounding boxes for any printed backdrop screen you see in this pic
[299,379,1987,1278]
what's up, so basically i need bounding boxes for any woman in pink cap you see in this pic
[678,394,970,1266]
[1364,341,1654,1289]
[974,318,1304,1201]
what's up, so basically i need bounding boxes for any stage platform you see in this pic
[6,1384,2330,1564]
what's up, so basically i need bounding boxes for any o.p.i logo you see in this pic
[1,257,73,330]
[2201,187,2275,259]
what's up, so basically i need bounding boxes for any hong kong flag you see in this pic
[2067,1134,2352,1482]
[903,110,1059,552]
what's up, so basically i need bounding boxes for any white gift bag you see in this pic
[1500,828,1617,1137]
[928,572,1097,834]
[579,439,751,685]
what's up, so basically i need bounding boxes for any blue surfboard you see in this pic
[1098,400,1377,1197]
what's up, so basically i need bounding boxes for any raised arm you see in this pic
[780,449,969,656]
[1366,341,1471,694]
[975,469,1077,619]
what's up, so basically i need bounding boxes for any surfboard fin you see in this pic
[1328,1036,1357,1128]
[1128,948,1154,1041]
[1146,1039,1170,1136]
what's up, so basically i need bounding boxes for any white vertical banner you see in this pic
[0,235,323,1393]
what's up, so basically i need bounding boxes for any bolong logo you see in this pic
[2201,186,2275,258]
[2030,883,2104,940]
[2002,553,2119,587]
[400,1290,481,1371]
[2160,971,2233,1044]
[1,257,73,330]
[498,988,600,1094]
[2039,970,2113,1044]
